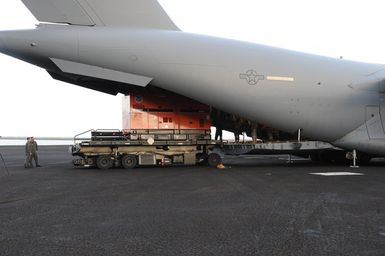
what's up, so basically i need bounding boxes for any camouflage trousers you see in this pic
[25,153,38,168]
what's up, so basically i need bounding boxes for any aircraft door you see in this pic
[366,105,385,139]
[379,81,385,133]
[380,96,385,133]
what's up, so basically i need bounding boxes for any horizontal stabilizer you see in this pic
[21,0,179,30]
[51,58,153,87]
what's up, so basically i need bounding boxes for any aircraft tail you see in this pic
[21,0,180,30]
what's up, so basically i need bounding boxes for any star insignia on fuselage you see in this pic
[239,70,265,85]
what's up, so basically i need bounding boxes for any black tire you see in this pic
[96,155,113,170]
[196,153,208,165]
[207,153,222,167]
[310,153,320,162]
[319,151,349,165]
[358,154,371,165]
[122,154,137,169]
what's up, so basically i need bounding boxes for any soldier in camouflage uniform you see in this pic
[26,137,41,168]
[30,137,40,167]
[24,137,32,168]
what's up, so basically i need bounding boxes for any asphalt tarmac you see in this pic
[0,146,385,256]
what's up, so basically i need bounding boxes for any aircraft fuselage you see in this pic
[1,25,385,155]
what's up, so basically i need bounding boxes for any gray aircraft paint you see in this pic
[1,1,385,156]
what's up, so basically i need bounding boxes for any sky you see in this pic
[1,0,385,138]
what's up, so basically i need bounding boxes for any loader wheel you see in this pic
[196,153,208,165]
[122,154,137,169]
[208,153,222,167]
[96,155,113,170]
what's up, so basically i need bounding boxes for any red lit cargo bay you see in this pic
[123,88,211,130]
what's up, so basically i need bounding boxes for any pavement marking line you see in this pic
[310,172,364,176]
[380,232,385,237]
[303,229,321,237]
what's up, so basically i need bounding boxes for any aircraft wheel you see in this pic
[318,151,349,164]
[310,153,320,162]
[358,154,371,165]
[122,154,137,169]
[208,153,222,167]
[96,155,113,170]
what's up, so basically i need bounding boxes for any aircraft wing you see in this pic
[21,0,179,30]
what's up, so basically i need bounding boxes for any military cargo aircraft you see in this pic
[1,0,385,160]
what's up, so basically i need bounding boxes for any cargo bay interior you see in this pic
[122,86,297,143]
